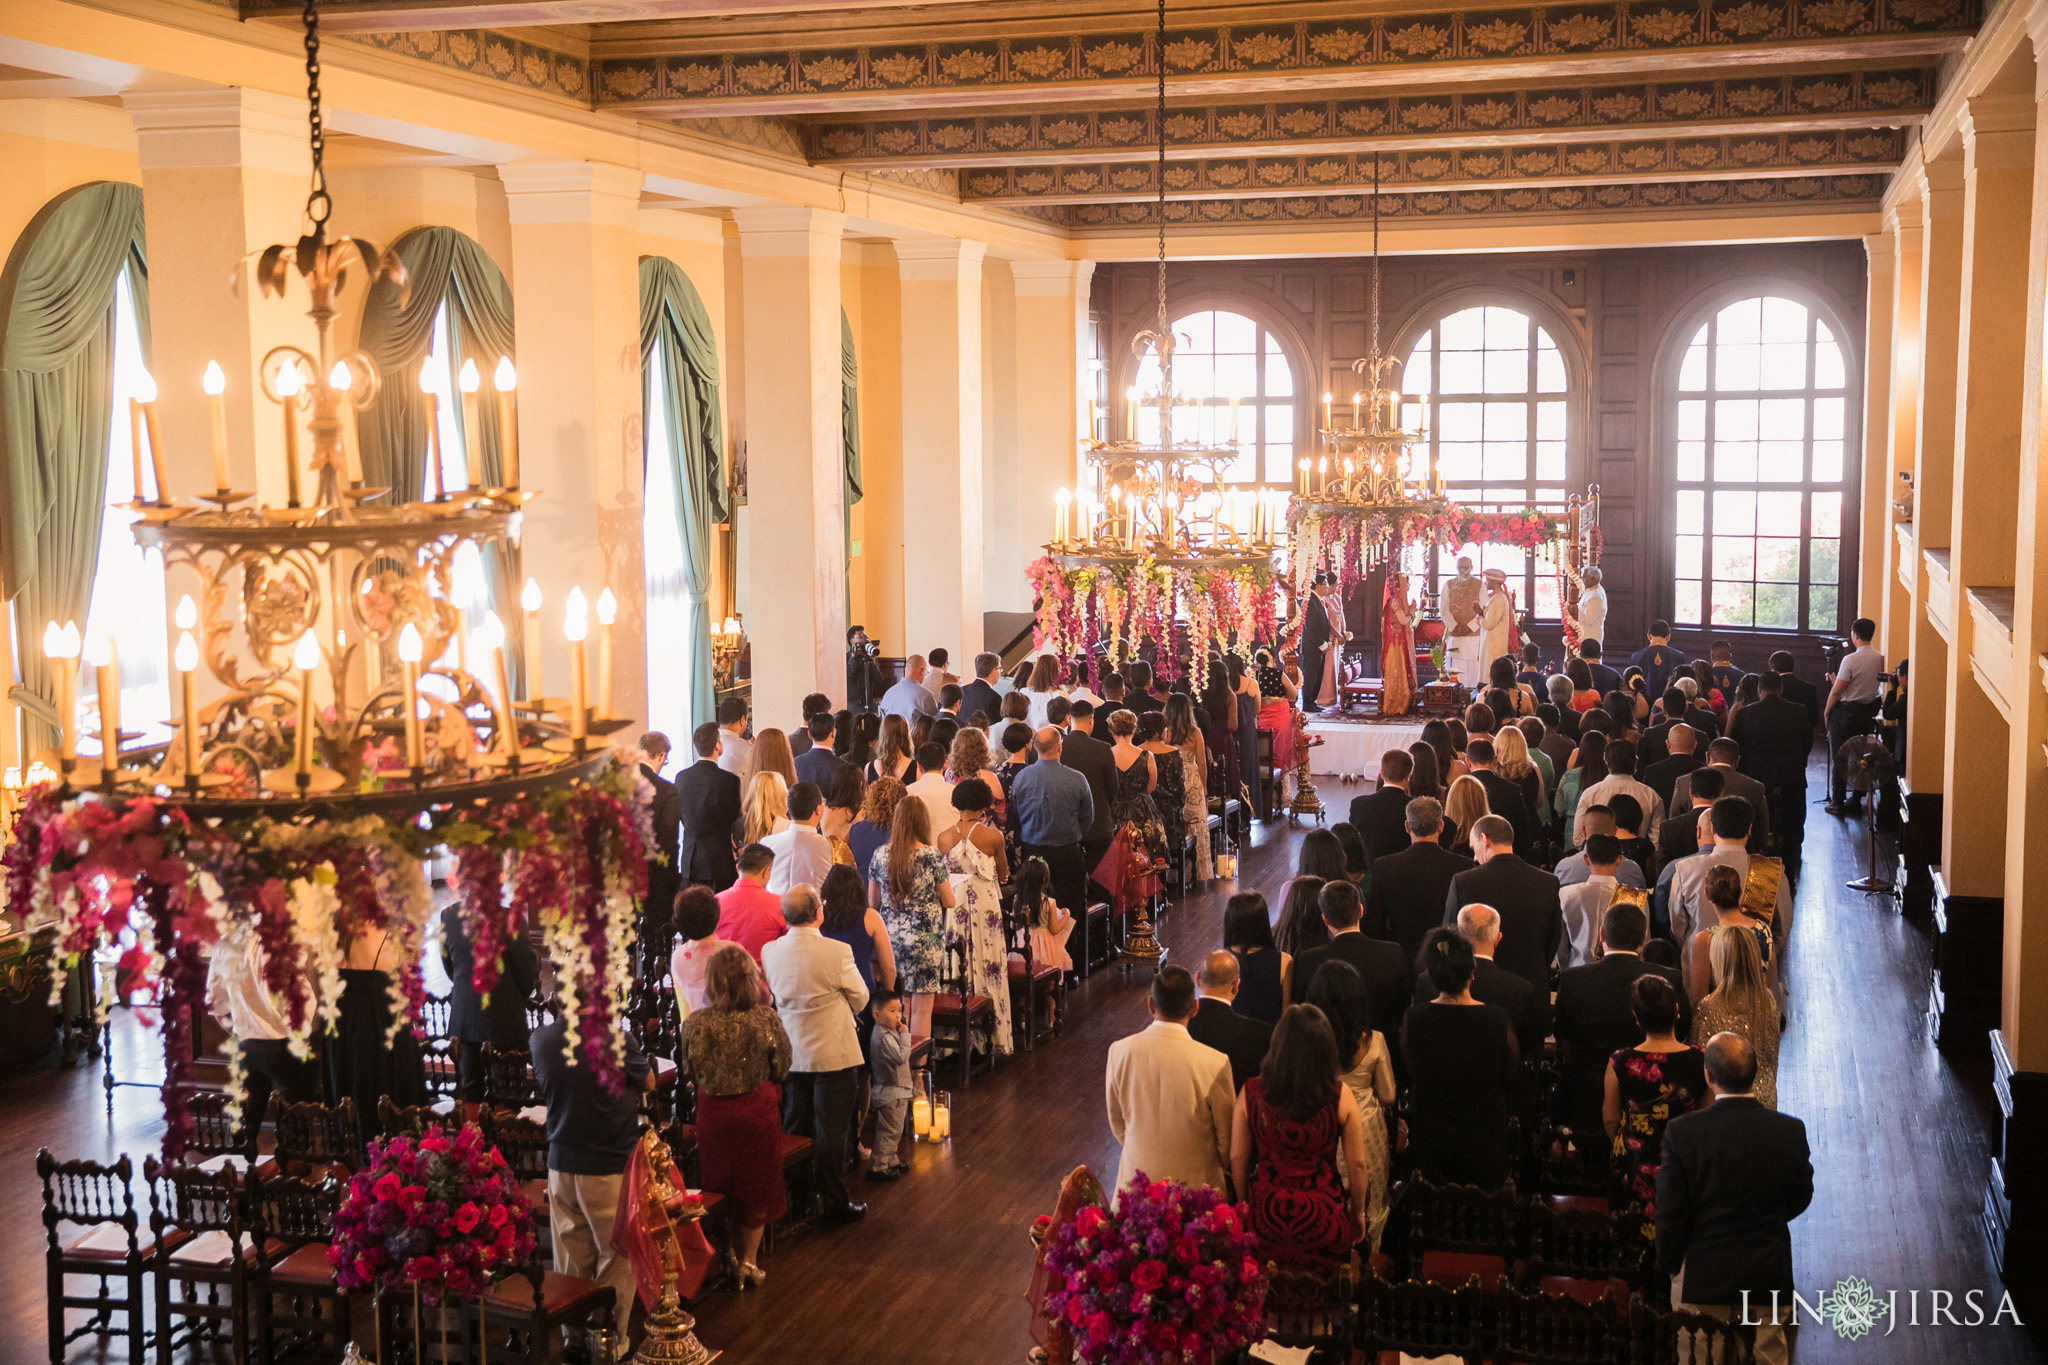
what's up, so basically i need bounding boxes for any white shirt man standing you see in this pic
[761,781,836,895]
[1558,833,1626,968]
[1104,966,1233,1196]
[762,886,869,1228]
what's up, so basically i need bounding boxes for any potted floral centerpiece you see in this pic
[330,1123,537,1305]
[1040,1172,1266,1364]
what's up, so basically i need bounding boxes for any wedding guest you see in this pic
[1660,766,1724,869]
[762,781,835,895]
[881,654,939,724]
[330,924,427,1149]
[1231,1003,1367,1273]
[1105,966,1235,1195]
[939,778,1012,1057]
[745,727,797,791]
[1348,747,1414,863]
[1565,656,1600,713]
[440,900,538,1108]
[819,863,893,1035]
[1555,903,1687,1140]
[1273,874,1330,965]
[905,740,959,839]
[1691,926,1781,1109]
[794,713,855,796]
[532,995,655,1336]
[1442,774,1491,851]
[868,714,915,784]
[1466,737,1535,857]
[668,886,725,1016]
[1729,671,1813,873]
[1667,799,1789,978]
[791,693,830,756]
[206,925,319,1146]
[739,770,789,847]
[1137,712,1188,862]
[1106,710,1165,862]
[1187,949,1273,1091]
[1020,654,1065,730]
[1574,737,1666,843]
[1165,693,1213,881]
[763,886,869,1229]
[1533,705,1576,773]
[1558,833,1626,968]
[678,944,792,1289]
[1672,738,1771,855]
[866,988,913,1180]
[1296,827,1352,886]
[638,732,681,969]
[1410,904,1546,1063]
[1366,797,1475,960]
[1445,814,1563,993]
[1402,930,1520,1188]
[1306,961,1395,1251]
[676,721,742,892]
[1013,727,1096,926]
[847,776,906,887]
[1555,808,1647,888]
[1497,723,1546,816]
[1225,892,1288,1026]
[1017,858,1074,1026]
[1686,864,1776,1007]
[960,652,1004,728]
[1406,741,1443,803]
[1605,974,1707,1245]
[1421,717,1464,784]
[714,696,752,777]
[1331,823,1372,894]
[1291,879,1407,1041]
[844,712,880,773]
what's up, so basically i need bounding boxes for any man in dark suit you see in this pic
[1125,660,1165,714]
[1411,903,1547,1059]
[959,651,1005,729]
[1552,902,1688,1139]
[1579,638,1623,694]
[1767,649,1822,736]
[1444,814,1563,992]
[1641,722,1704,810]
[1658,1033,1813,1363]
[1658,765,1722,869]
[1728,671,1813,874]
[1465,737,1535,859]
[1297,574,1334,714]
[1059,701,1120,960]
[793,712,855,794]
[1293,881,1410,1042]
[1346,748,1413,864]
[1186,950,1273,1091]
[637,732,682,975]
[1636,689,1689,768]
[1369,796,1475,959]
[441,902,539,1108]
[790,692,830,756]
[1673,739,1771,856]
[676,720,743,891]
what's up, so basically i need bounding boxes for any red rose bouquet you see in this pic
[329,1123,537,1304]
[1041,1173,1266,1364]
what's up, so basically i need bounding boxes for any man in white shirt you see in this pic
[1667,798,1790,977]
[1824,616,1886,814]
[880,655,939,724]
[1558,833,1626,968]
[904,740,959,838]
[762,782,836,895]
[1574,737,1667,843]
[206,926,319,1143]
[1104,966,1233,1196]
[1572,566,1607,646]
[714,695,752,777]
[762,886,869,1228]
[1555,807,1648,888]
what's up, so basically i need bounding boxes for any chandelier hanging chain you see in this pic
[302,0,331,234]
[1153,0,1170,402]
[1370,151,1381,385]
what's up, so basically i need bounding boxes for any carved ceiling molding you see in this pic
[806,68,1934,165]
[351,26,594,103]
[590,0,1976,114]
[1054,173,1887,227]
[959,128,1906,202]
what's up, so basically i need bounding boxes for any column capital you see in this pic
[1915,153,1966,216]
[1008,257,1097,297]
[731,205,846,258]
[497,160,643,227]
[1884,194,1922,236]
[2027,0,2048,76]
[1864,231,1896,274]
[122,86,306,174]
[894,235,987,282]
[1959,94,2038,169]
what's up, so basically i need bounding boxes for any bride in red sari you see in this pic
[1380,572,1418,717]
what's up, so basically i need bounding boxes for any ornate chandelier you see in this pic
[1045,0,1281,573]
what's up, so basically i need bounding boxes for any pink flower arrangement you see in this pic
[329,1124,537,1304]
[1042,1173,1266,1365]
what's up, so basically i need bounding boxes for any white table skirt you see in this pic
[1303,719,1427,779]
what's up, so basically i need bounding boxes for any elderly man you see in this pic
[1011,726,1096,926]
[880,653,938,724]
[763,885,870,1229]
[1411,903,1546,1059]
[1184,951,1271,1091]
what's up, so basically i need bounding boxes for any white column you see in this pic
[732,206,849,724]
[1009,257,1097,609]
[1878,201,1922,669]
[1858,229,1894,629]
[497,160,646,719]
[896,236,987,663]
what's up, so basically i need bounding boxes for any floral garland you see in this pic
[1028,556,1283,676]
[1287,500,1573,595]
[4,759,649,1156]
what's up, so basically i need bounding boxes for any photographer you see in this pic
[1823,619,1885,816]
[847,625,888,714]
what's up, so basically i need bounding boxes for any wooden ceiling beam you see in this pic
[802,69,1934,166]
[235,0,987,37]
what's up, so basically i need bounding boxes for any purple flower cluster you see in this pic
[328,1123,537,1304]
[1042,1173,1267,1365]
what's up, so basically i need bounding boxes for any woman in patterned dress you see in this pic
[1104,709,1166,862]
[1604,974,1707,1243]
[867,796,955,1040]
[1166,693,1213,882]
[1137,712,1186,862]
[937,778,1012,1057]
[1230,1003,1368,1276]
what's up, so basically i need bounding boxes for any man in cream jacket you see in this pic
[1104,965,1235,1197]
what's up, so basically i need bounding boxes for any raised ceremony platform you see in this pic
[1304,716,1426,780]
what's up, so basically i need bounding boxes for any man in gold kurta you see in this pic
[1478,567,1517,682]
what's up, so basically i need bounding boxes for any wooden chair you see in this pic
[1524,1197,1649,1303]
[38,1150,158,1365]
[1632,1299,1760,1365]
[145,1156,281,1365]
[181,1089,269,1178]
[1003,899,1063,1050]
[272,1098,360,1177]
[1262,1262,1357,1356]
[420,1037,461,1111]
[1400,1175,1522,1290]
[421,991,453,1039]
[247,1172,350,1364]
[481,1042,538,1112]
[927,934,994,1090]
[1495,1280,1633,1365]
[480,1243,616,1365]
[1356,1270,1486,1365]
[478,1107,553,1244]
[376,1095,452,1139]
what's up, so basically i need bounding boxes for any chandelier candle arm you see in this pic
[493,357,519,489]
[278,360,304,508]
[127,397,146,503]
[293,631,319,780]
[329,361,363,486]
[396,622,424,772]
[459,359,483,490]
[564,588,589,750]
[520,578,542,702]
[175,629,199,787]
[203,362,231,493]
[481,612,516,757]
[420,362,444,501]
[136,374,171,507]
[595,588,617,721]
[86,634,118,782]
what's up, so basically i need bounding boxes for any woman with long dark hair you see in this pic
[1273,875,1330,980]
[845,712,881,771]
[1553,728,1608,828]
[1402,929,1519,1187]
[869,714,915,784]
[1296,827,1351,886]
[1165,693,1212,881]
[1229,1003,1367,1273]
[1420,717,1464,785]
[1224,892,1286,1025]
[1406,741,1443,803]
[1305,961,1395,1250]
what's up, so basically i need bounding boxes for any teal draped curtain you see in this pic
[640,257,726,732]
[841,309,861,567]
[0,181,148,753]
[356,227,522,683]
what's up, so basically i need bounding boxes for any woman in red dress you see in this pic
[1380,572,1417,717]
[1230,1003,1368,1275]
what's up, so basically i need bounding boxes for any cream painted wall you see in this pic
[982,259,1024,617]
[0,103,139,276]
[846,242,904,655]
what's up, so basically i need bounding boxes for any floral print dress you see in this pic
[1609,1044,1708,1243]
[946,834,1013,1056]
[870,844,949,995]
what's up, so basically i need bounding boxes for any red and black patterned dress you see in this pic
[1243,1077,1357,1274]
[1608,1044,1708,1243]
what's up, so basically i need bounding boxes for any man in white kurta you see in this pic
[1477,567,1517,682]
[1442,557,1485,685]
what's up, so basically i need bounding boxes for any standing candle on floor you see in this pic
[85,634,118,781]
[330,362,363,486]
[293,630,319,778]
[276,360,304,507]
[175,630,200,784]
[911,1095,932,1138]
[520,578,543,701]
[933,1101,951,1140]
[420,361,444,501]
[493,357,519,489]
[564,588,589,746]
[396,623,424,771]
[458,359,483,490]
[204,361,230,493]
[594,588,617,720]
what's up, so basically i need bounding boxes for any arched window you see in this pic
[1402,304,1569,617]
[1672,296,1848,632]
[1129,309,1296,487]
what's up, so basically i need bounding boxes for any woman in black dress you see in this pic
[1401,929,1520,1188]
[329,925,426,1148]
[1224,892,1286,1026]
[1105,709,1165,862]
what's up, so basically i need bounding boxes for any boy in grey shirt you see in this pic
[867,988,913,1179]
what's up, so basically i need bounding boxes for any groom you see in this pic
[1299,573,1335,714]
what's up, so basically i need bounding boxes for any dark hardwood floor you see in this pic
[4,754,2041,1363]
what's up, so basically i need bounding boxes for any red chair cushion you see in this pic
[929,992,994,1019]
[488,1270,612,1318]
[269,1242,338,1288]
[1419,1250,1510,1289]
[1546,1194,1610,1215]
[168,1230,289,1269]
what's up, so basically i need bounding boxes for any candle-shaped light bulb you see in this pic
[519,578,543,701]
[493,356,520,488]
[293,630,320,672]
[457,359,483,489]
[594,586,617,719]
[395,624,424,770]
[276,360,301,398]
[134,369,157,404]
[42,622,63,659]
[397,623,423,664]
[522,579,543,613]
[493,356,517,392]
[594,587,617,626]
[202,360,231,495]
[476,612,505,653]
[202,361,225,396]
[59,621,80,659]
[175,629,200,784]
[564,587,588,642]
[292,630,319,777]
[84,633,111,670]
[175,594,198,631]
[329,361,352,392]
[174,631,198,674]
[276,360,304,506]
[459,359,480,394]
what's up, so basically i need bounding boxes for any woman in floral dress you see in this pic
[937,778,1012,1057]
[866,796,955,1039]
[1603,974,1707,1243]
[1166,693,1213,882]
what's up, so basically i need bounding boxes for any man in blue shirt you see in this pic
[1010,726,1097,930]
[1628,620,1689,697]
[1578,638,1623,694]
[879,654,938,724]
